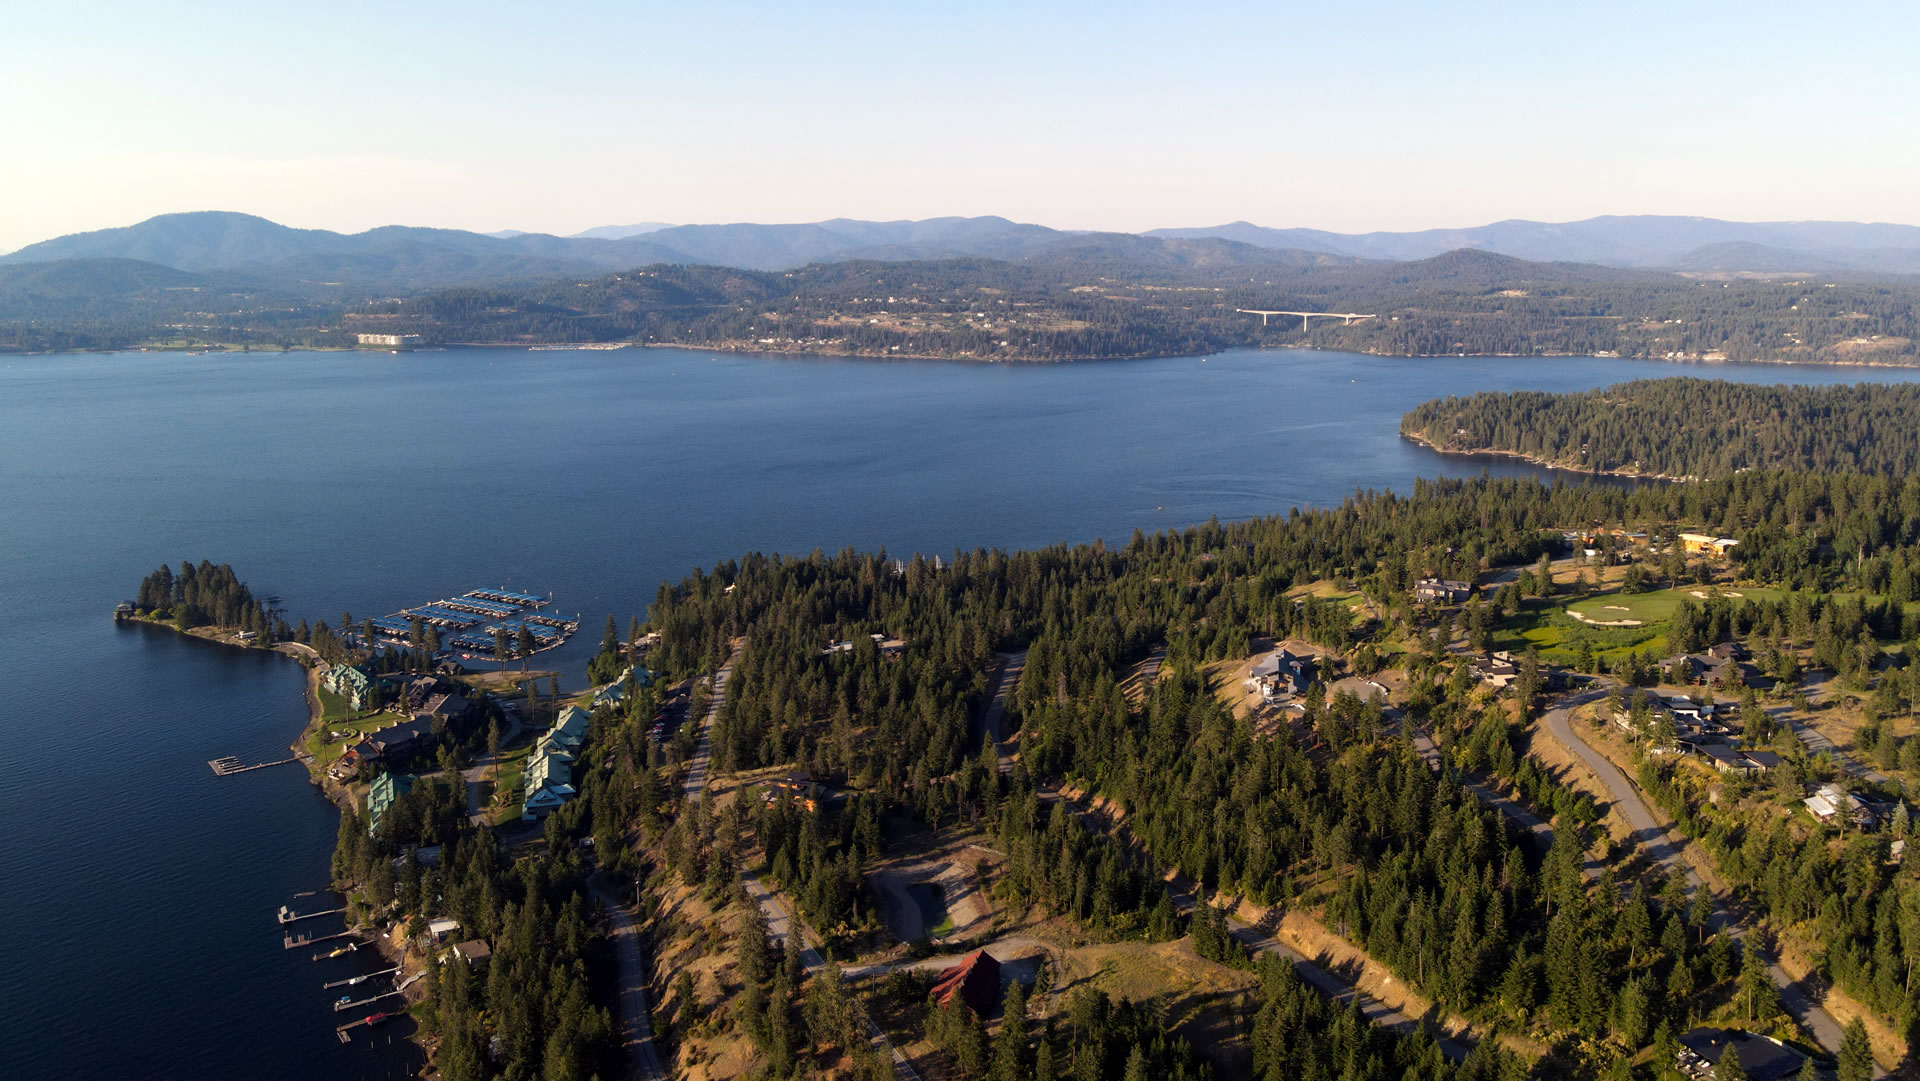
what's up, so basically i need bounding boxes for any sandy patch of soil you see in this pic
[869,854,991,945]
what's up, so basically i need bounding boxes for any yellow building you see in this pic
[1679,533,1739,557]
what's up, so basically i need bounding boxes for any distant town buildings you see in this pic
[354,333,421,347]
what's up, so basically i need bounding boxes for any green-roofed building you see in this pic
[368,771,415,835]
[552,704,589,748]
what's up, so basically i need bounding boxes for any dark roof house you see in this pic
[1675,1027,1808,1081]
[930,950,1002,1015]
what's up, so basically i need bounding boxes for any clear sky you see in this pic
[5,0,1918,252]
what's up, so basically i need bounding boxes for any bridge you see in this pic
[1236,309,1378,329]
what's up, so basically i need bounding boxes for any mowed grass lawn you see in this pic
[305,687,408,768]
[485,743,535,824]
[1562,585,1788,626]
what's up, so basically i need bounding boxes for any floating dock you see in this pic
[209,755,299,776]
[364,587,575,657]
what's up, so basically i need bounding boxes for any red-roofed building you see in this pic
[930,950,1001,1014]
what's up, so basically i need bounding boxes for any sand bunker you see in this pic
[1570,610,1643,627]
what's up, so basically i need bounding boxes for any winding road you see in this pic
[1541,688,1856,1064]
[744,871,922,1080]
[592,875,668,1081]
[682,644,740,804]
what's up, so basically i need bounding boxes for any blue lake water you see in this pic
[4,345,1918,1079]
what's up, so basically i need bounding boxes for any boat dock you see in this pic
[309,938,361,960]
[334,1011,393,1043]
[365,586,574,657]
[287,928,357,951]
[334,988,405,1013]
[324,966,399,990]
[209,755,299,776]
[279,904,345,925]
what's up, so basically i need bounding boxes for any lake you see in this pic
[3,345,1917,1079]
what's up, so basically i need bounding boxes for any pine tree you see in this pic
[1839,1016,1874,1081]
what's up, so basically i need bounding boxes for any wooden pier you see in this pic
[334,1010,393,1043]
[279,904,346,925]
[309,937,361,960]
[335,988,405,1013]
[324,966,398,990]
[285,928,356,951]
[209,755,299,776]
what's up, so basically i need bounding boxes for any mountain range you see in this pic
[6,211,1920,296]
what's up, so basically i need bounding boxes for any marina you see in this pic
[363,587,579,660]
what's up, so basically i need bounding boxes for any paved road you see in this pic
[592,875,667,1081]
[1772,703,1890,785]
[458,709,528,824]
[980,650,1026,773]
[1223,912,1471,1060]
[1404,719,1560,856]
[1043,778,1471,1061]
[1542,689,1856,1064]
[682,645,740,804]
[743,871,921,1080]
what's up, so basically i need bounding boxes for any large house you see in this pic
[764,773,827,813]
[352,716,436,765]
[590,667,653,711]
[1473,650,1520,688]
[523,704,590,819]
[1246,649,1318,704]
[1804,783,1886,831]
[1665,652,1738,686]
[367,771,415,835]
[1679,533,1740,558]
[1414,578,1473,604]
[414,692,472,725]
[1675,1027,1807,1080]
[323,663,379,710]
[821,633,907,659]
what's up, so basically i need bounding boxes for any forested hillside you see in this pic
[1401,379,1920,478]
[364,249,1920,364]
[626,468,1920,1078]
[7,241,1919,364]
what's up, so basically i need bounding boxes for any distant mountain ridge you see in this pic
[0,212,1096,290]
[9,211,1920,296]
[1147,215,1920,273]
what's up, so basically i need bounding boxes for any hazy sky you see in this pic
[5,0,1918,251]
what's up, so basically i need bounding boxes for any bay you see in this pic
[3,345,1917,1080]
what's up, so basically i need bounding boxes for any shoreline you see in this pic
[22,340,1920,370]
[1397,430,1696,482]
